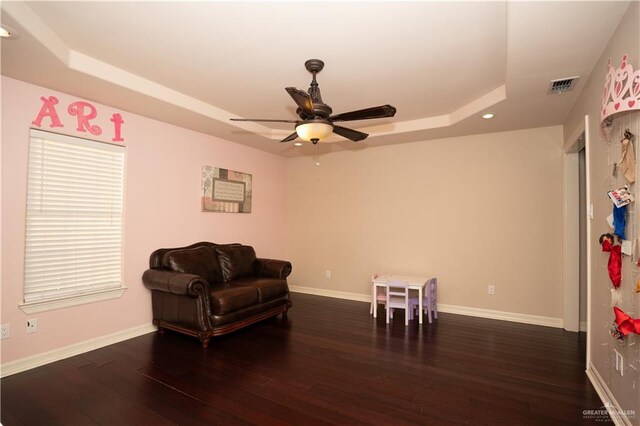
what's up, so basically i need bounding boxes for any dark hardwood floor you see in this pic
[1,293,607,425]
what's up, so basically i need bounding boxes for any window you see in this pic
[21,129,126,313]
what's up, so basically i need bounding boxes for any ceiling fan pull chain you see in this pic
[315,143,321,166]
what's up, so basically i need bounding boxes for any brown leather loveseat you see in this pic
[142,242,292,347]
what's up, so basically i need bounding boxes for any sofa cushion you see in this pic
[209,285,259,315]
[149,242,218,269]
[209,295,289,327]
[215,245,257,282]
[163,246,222,284]
[230,277,289,303]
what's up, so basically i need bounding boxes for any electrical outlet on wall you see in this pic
[26,319,38,334]
[488,285,495,295]
[1,324,9,339]
[325,270,331,279]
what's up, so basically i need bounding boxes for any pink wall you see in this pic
[1,76,288,363]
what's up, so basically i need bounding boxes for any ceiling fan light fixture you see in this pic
[295,120,334,143]
[0,24,19,39]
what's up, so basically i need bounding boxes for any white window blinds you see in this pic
[24,129,125,303]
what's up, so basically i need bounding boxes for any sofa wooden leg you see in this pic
[158,327,165,335]
[200,337,211,348]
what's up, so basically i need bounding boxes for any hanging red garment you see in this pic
[613,307,640,336]
[602,239,622,288]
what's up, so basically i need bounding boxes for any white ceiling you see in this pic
[0,1,631,157]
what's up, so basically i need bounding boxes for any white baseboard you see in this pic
[436,303,563,328]
[580,320,588,332]
[0,323,157,378]
[290,285,371,303]
[290,286,563,328]
[587,362,634,426]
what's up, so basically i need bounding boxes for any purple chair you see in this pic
[410,278,438,324]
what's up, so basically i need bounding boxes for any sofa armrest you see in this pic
[142,269,210,298]
[255,258,292,279]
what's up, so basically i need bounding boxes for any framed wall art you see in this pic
[201,166,252,213]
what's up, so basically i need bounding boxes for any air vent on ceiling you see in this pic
[548,76,580,94]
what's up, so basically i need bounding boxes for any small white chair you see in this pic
[410,278,438,323]
[370,273,386,316]
[386,281,411,326]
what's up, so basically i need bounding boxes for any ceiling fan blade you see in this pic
[285,87,315,117]
[333,125,368,142]
[330,104,397,122]
[230,118,297,123]
[280,132,299,143]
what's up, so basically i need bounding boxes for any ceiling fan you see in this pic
[230,59,397,144]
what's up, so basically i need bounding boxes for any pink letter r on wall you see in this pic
[68,101,102,136]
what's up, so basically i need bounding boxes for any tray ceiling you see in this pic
[0,1,631,156]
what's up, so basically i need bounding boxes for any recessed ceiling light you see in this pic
[294,142,303,147]
[0,24,19,40]
[482,113,495,119]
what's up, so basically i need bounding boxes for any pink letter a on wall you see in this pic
[32,96,64,128]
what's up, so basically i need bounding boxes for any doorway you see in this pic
[563,115,591,366]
